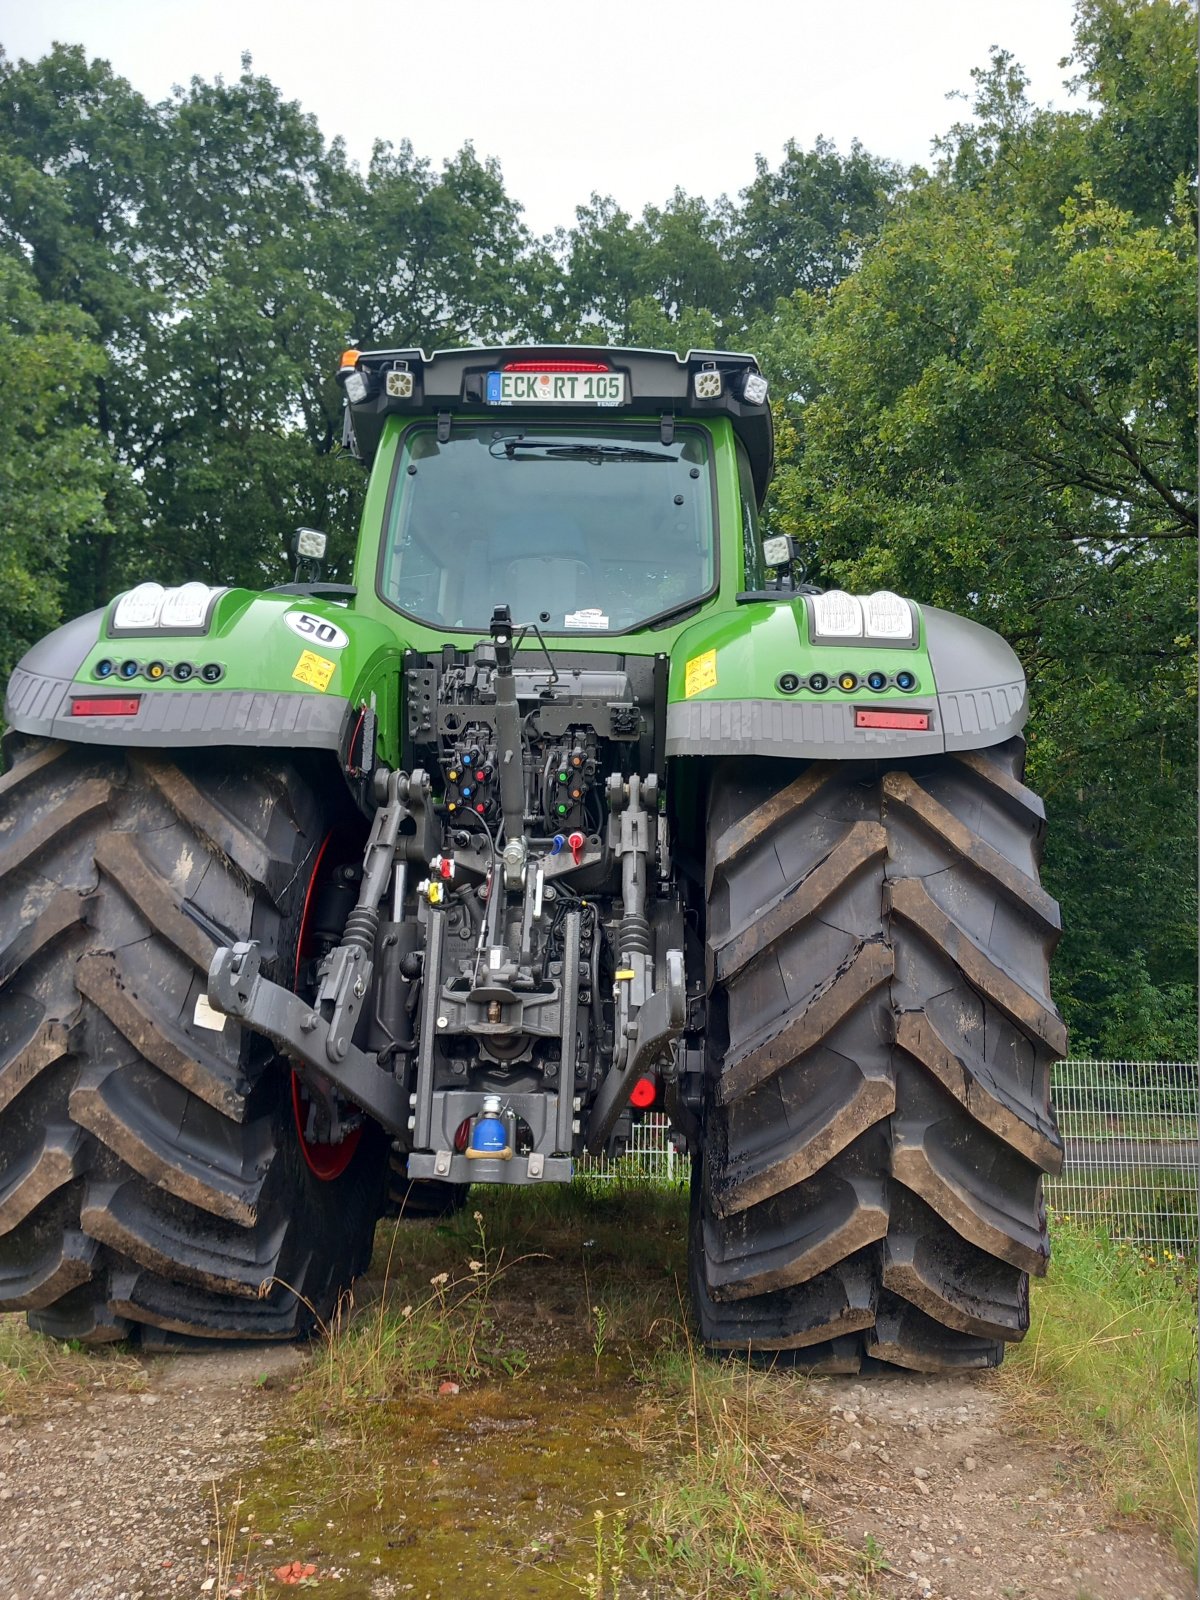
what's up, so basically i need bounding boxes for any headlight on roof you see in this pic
[693,365,723,400]
[343,369,371,405]
[740,370,769,405]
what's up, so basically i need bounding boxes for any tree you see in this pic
[737,135,905,311]
[0,255,112,684]
[765,4,1197,1053]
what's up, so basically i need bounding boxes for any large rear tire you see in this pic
[0,738,387,1344]
[692,740,1065,1373]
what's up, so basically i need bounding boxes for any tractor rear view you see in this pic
[0,345,1064,1368]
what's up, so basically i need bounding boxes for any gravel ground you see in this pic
[0,1346,303,1600]
[807,1369,1190,1600]
[0,1342,1190,1599]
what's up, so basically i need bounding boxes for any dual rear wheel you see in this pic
[0,735,1063,1369]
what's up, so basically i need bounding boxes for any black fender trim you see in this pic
[665,681,1025,760]
[4,664,352,751]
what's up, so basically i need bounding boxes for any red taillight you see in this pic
[854,709,930,731]
[71,697,141,717]
[453,1118,471,1153]
[630,1076,658,1109]
[503,360,610,373]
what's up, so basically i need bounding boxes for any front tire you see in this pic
[0,738,387,1344]
[692,740,1065,1373]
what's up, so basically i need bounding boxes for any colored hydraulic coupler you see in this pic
[467,1095,513,1160]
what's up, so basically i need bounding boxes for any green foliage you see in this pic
[1005,1215,1198,1564]
[0,0,1193,1053]
[764,2,1197,1053]
[0,255,112,684]
[738,134,906,306]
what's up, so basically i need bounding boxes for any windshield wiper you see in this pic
[491,440,676,463]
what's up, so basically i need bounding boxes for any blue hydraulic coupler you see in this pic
[469,1095,511,1158]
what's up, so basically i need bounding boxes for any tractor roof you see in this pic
[337,345,775,504]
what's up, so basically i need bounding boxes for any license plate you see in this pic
[486,370,626,406]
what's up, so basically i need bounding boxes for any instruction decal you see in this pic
[192,993,227,1033]
[684,649,718,698]
[292,649,336,692]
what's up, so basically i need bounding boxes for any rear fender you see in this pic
[3,586,406,765]
[665,594,1026,763]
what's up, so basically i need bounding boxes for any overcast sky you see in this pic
[1,0,1082,236]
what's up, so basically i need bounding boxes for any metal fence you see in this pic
[584,1060,1199,1257]
[582,1112,687,1187]
[1047,1059,1197,1258]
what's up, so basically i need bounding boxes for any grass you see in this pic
[269,1179,860,1598]
[303,1207,533,1404]
[632,1341,855,1599]
[298,1181,689,1416]
[0,1312,144,1416]
[1002,1213,1198,1567]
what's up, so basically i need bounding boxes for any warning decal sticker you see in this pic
[292,650,336,692]
[684,649,718,698]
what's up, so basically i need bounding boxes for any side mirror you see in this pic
[292,527,327,583]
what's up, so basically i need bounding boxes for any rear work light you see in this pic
[502,361,610,373]
[71,696,141,717]
[855,709,930,731]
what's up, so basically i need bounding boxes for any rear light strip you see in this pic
[854,708,930,731]
[71,697,141,717]
[502,361,610,373]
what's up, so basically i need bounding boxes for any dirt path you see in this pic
[0,1345,1190,1599]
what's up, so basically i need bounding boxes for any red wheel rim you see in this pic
[291,832,363,1181]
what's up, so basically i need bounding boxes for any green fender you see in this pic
[666,592,1027,760]
[3,583,408,767]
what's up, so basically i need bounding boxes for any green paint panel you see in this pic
[668,599,936,704]
[80,591,408,761]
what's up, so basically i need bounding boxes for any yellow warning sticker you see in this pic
[292,649,336,692]
[684,649,718,698]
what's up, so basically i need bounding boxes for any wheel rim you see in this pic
[291,831,363,1181]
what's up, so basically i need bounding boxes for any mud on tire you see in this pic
[693,740,1065,1374]
[0,738,387,1345]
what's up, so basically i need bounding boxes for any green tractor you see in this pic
[0,346,1064,1368]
